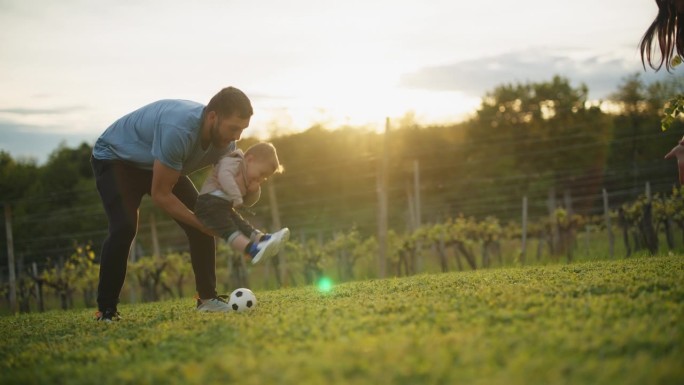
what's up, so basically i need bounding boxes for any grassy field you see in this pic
[1,255,682,385]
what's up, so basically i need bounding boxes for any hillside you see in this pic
[1,255,682,385]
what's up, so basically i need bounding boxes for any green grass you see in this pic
[1,255,683,385]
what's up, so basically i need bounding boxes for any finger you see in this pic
[665,142,684,159]
[665,146,678,159]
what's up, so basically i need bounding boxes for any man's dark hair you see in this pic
[206,86,253,119]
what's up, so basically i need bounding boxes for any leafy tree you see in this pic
[325,228,375,281]
[130,255,168,302]
[0,151,39,202]
[270,126,381,235]
[163,252,193,298]
[8,142,103,271]
[461,76,611,218]
[41,244,98,309]
[282,239,322,286]
[606,74,683,200]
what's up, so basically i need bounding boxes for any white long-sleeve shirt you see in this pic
[199,149,260,207]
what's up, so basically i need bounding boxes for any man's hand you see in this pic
[664,137,684,185]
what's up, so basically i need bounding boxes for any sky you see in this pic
[0,0,672,164]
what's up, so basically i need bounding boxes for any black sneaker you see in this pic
[95,308,121,322]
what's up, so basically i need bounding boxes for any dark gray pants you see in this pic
[91,156,217,310]
[195,194,258,242]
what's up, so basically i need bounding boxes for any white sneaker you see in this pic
[271,227,290,247]
[196,296,231,312]
[251,227,290,264]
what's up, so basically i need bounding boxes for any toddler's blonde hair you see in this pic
[245,142,284,174]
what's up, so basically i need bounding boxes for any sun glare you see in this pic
[254,84,480,135]
[249,53,481,136]
[317,277,334,293]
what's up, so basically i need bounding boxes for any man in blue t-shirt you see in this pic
[91,87,274,320]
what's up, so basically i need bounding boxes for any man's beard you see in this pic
[211,119,226,148]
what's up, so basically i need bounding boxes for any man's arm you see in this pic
[664,136,684,185]
[150,160,215,235]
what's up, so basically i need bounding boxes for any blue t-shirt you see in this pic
[92,99,234,175]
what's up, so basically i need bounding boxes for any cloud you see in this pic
[399,48,673,100]
[0,120,95,165]
[249,92,299,102]
[0,105,88,115]
[0,105,96,138]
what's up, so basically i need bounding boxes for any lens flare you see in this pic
[317,277,333,293]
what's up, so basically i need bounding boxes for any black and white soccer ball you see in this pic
[228,288,257,312]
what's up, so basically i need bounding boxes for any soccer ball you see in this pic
[228,288,257,312]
